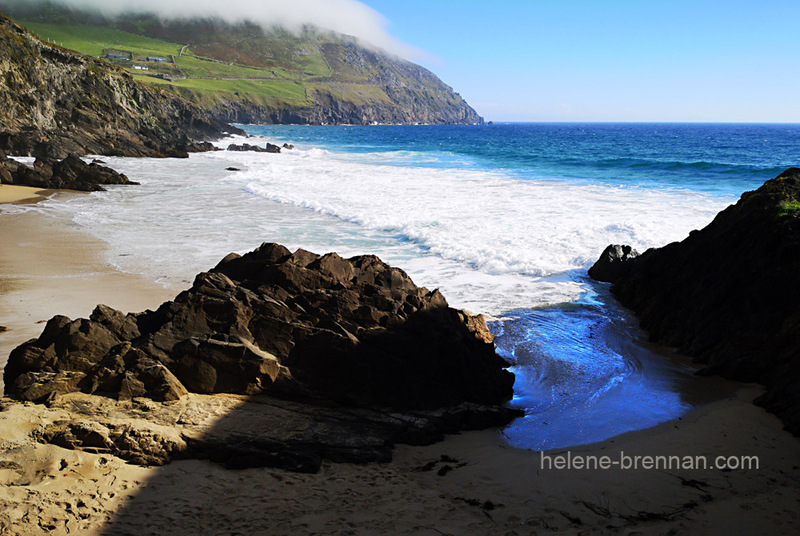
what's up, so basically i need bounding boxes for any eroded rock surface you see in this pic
[4,244,518,469]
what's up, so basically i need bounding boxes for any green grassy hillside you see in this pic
[10,9,482,125]
[24,22,312,108]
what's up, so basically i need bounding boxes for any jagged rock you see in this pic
[80,343,188,402]
[170,335,291,395]
[187,141,219,153]
[8,371,87,403]
[226,143,281,153]
[6,154,137,192]
[6,244,515,413]
[4,244,519,470]
[588,244,640,283]
[603,168,800,434]
[0,150,18,184]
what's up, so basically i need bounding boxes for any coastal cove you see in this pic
[5,123,800,450]
[2,123,800,533]
[2,0,800,528]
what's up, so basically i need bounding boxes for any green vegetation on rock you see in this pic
[778,199,800,216]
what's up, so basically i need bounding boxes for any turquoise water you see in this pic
[36,122,798,450]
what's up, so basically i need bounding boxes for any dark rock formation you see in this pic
[6,243,513,409]
[0,13,240,158]
[588,244,640,284]
[593,169,800,434]
[4,244,518,468]
[226,142,281,153]
[282,143,295,150]
[1,153,138,191]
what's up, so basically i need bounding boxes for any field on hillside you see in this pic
[20,22,352,110]
[15,18,477,124]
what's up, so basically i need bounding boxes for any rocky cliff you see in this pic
[0,13,236,158]
[1,3,483,126]
[207,40,484,126]
[590,169,800,434]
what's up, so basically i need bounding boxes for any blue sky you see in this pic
[361,0,800,122]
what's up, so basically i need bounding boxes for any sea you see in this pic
[14,122,800,450]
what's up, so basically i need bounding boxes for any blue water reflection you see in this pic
[490,283,728,450]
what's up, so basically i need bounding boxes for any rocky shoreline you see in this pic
[0,152,136,191]
[3,243,519,471]
[2,206,798,535]
[590,168,800,435]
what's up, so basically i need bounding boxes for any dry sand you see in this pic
[1,201,799,535]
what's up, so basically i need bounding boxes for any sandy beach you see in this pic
[1,201,799,535]
[0,185,50,205]
[0,203,178,376]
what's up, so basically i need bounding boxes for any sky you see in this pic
[359,0,800,123]
[14,0,800,122]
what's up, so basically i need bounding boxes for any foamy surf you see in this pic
[29,123,770,450]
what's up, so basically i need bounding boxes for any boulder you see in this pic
[588,244,640,283]
[3,244,520,471]
[0,164,12,184]
[5,243,515,411]
[226,143,281,153]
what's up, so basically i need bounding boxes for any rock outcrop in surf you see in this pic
[0,152,137,191]
[590,168,800,434]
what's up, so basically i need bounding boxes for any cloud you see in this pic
[8,0,425,59]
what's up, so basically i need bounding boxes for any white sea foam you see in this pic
[22,136,743,449]
[35,140,735,315]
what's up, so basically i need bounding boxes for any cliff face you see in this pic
[0,13,235,157]
[209,41,483,126]
[592,169,800,434]
[0,3,483,126]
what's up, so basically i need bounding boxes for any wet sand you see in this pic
[0,205,178,378]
